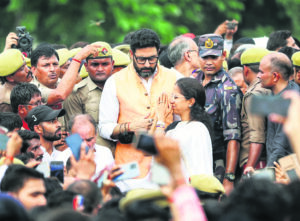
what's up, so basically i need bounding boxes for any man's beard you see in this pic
[133,60,157,78]
[42,127,61,142]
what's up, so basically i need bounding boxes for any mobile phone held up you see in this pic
[65,133,89,161]
[113,162,140,182]
[0,134,9,150]
[50,161,64,183]
[250,95,291,117]
[132,132,158,155]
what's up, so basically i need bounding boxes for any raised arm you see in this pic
[47,44,101,105]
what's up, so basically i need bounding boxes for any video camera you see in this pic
[12,26,33,58]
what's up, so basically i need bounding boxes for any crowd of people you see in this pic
[1,20,300,220]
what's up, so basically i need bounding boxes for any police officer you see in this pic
[195,34,243,195]
[239,48,271,174]
[0,49,32,112]
[63,42,115,152]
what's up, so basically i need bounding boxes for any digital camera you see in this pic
[12,26,33,58]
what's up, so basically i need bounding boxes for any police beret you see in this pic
[190,174,225,194]
[119,189,168,212]
[69,47,82,58]
[241,47,270,65]
[114,44,130,55]
[25,57,31,68]
[79,65,89,79]
[198,34,224,58]
[56,48,71,66]
[112,48,130,66]
[0,49,24,77]
[292,51,300,67]
[89,41,112,59]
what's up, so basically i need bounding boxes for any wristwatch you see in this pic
[224,173,235,182]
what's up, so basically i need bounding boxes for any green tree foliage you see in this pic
[0,0,299,50]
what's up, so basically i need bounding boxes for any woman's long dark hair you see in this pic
[176,78,214,139]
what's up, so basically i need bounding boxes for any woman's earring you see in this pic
[189,104,192,107]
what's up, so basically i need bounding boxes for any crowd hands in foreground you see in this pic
[1,19,300,221]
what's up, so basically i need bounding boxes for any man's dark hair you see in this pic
[10,82,41,113]
[67,180,102,214]
[130,29,160,53]
[125,200,171,221]
[47,190,76,210]
[38,208,91,221]
[1,165,44,193]
[68,114,97,133]
[96,197,125,221]
[123,31,135,44]
[70,41,89,50]
[0,112,22,131]
[278,46,299,60]
[267,30,292,51]
[31,46,59,67]
[18,130,40,153]
[44,177,63,200]
[245,64,260,73]
[220,178,289,221]
[15,152,35,164]
[0,193,30,221]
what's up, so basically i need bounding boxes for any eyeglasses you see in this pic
[134,54,159,64]
[187,50,198,54]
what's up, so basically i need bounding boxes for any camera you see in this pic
[12,26,33,58]
[227,22,237,30]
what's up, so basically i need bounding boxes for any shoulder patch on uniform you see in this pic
[224,86,233,90]
[73,78,88,92]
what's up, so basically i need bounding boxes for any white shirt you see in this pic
[57,144,114,176]
[41,146,63,163]
[166,121,213,178]
[99,68,183,140]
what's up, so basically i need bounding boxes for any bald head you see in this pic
[261,52,293,80]
[68,114,97,148]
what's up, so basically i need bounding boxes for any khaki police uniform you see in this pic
[240,78,271,166]
[31,77,65,130]
[63,76,115,153]
[0,49,26,112]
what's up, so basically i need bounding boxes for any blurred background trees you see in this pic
[0,0,299,49]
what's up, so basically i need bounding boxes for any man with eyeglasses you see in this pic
[25,105,65,163]
[99,28,181,191]
[10,83,43,130]
[0,49,33,112]
[168,36,201,77]
[63,42,115,152]
[195,34,243,195]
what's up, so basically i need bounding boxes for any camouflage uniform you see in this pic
[195,69,242,161]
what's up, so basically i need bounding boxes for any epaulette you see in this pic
[73,78,88,92]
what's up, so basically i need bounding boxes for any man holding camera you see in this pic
[99,29,181,190]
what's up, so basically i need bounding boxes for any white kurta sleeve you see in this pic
[99,75,119,141]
